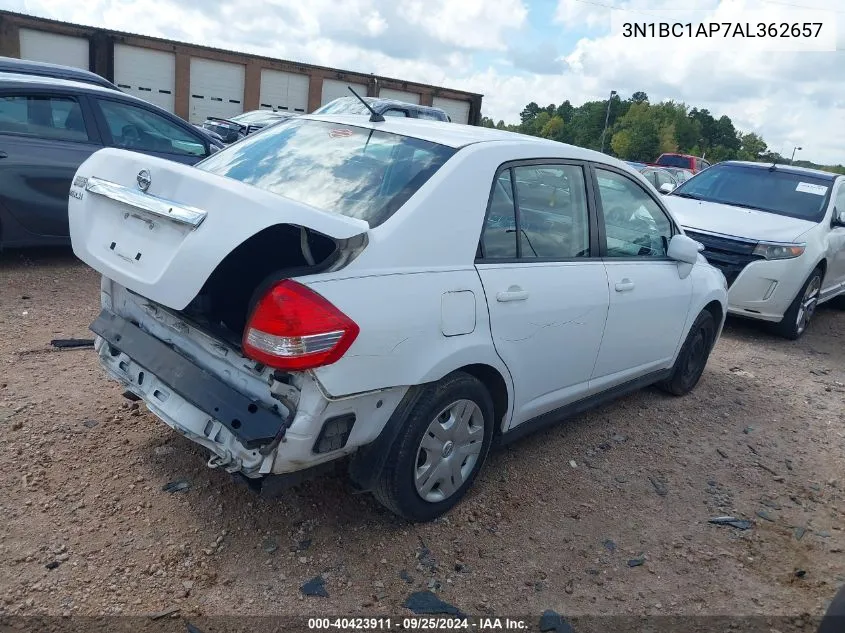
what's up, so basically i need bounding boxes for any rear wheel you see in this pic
[658,309,717,396]
[373,372,494,522]
[773,268,823,340]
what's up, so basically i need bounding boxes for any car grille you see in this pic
[684,230,763,287]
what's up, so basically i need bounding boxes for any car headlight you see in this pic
[752,242,805,260]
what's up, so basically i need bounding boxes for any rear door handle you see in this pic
[497,286,529,302]
[615,279,635,292]
[0,151,7,159]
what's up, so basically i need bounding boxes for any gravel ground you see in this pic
[1,248,844,623]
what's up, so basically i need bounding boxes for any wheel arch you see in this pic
[347,361,514,492]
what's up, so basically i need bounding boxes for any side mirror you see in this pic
[833,207,845,227]
[668,234,704,265]
[659,182,675,194]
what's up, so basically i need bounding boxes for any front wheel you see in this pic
[373,372,494,522]
[658,309,717,396]
[773,268,823,340]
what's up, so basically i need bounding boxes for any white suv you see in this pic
[69,116,727,521]
[666,161,845,339]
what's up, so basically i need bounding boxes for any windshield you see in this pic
[313,98,371,115]
[656,154,693,168]
[196,118,456,227]
[671,163,832,222]
[232,110,279,124]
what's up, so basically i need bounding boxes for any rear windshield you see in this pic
[196,117,456,227]
[656,154,693,168]
[670,163,832,222]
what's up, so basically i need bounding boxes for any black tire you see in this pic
[772,267,823,340]
[372,371,494,522]
[818,583,845,633]
[658,309,717,396]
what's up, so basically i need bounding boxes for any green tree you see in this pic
[630,91,649,104]
[519,102,541,127]
[738,132,767,160]
[555,100,574,124]
[540,116,565,139]
[612,101,660,161]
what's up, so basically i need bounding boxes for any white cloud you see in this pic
[4,0,844,163]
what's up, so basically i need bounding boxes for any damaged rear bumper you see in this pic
[90,281,408,479]
[91,310,291,450]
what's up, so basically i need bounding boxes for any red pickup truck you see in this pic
[651,153,711,173]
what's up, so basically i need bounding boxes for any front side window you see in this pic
[0,95,89,142]
[97,99,206,157]
[671,163,832,222]
[835,183,845,215]
[197,118,456,227]
[596,168,673,258]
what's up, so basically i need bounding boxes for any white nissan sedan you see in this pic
[68,116,727,522]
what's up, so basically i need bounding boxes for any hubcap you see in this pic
[414,399,485,503]
[795,276,821,335]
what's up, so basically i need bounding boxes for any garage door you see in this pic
[378,88,420,104]
[259,69,309,113]
[321,78,368,107]
[114,45,176,112]
[432,97,471,124]
[19,29,89,71]
[189,58,245,123]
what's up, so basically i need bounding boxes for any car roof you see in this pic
[0,71,127,94]
[300,114,635,165]
[719,160,840,181]
[0,56,117,89]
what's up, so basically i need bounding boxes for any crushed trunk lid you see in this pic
[69,148,368,310]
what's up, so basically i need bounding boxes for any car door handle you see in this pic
[497,286,529,302]
[615,279,635,292]
[0,151,7,159]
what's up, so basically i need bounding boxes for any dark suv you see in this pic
[0,73,224,249]
[0,56,119,90]
[313,96,451,121]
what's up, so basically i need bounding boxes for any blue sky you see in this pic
[5,0,844,163]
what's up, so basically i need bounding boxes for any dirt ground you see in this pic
[1,248,844,623]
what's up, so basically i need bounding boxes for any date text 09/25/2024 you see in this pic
[307,617,530,631]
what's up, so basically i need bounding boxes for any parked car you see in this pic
[663,167,695,183]
[200,109,297,145]
[654,153,711,174]
[313,96,451,122]
[665,160,845,339]
[0,72,224,249]
[69,116,727,521]
[0,56,119,90]
[627,162,680,194]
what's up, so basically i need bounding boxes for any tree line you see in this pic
[481,91,845,175]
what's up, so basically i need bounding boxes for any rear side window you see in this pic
[197,118,456,227]
[0,95,90,142]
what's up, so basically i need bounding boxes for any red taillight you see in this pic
[242,280,359,371]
